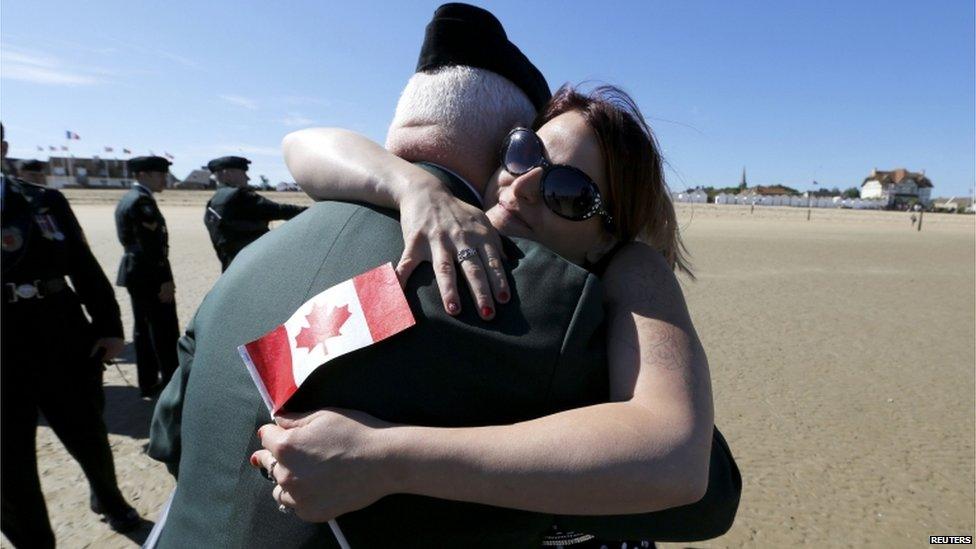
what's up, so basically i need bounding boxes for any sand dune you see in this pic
[7,190,973,548]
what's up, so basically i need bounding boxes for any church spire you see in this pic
[739,166,748,189]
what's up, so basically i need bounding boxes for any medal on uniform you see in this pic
[34,214,65,241]
[1,227,23,251]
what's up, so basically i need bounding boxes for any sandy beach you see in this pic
[6,190,974,548]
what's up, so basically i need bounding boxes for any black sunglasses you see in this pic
[500,128,613,227]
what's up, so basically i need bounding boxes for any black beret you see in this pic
[207,156,251,172]
[416,3,551,112]
[129,156,171,173]
[19,159,44,172]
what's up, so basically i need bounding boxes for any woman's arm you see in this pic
[284,127,439,208]
[254,243,714,521]
[283,128,509,317]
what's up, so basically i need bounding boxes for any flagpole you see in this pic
[65,134,74,182]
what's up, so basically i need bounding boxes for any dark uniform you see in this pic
[203,156,306,271]
[114,157,179,395]
[1,175,137,547]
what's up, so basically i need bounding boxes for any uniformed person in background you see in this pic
[114,156,179,397]
[204,156,306,271]
[17,159,47,186]
[1,123,141,547]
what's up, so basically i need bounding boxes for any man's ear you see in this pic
[584,231,618,265]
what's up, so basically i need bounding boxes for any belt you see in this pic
[4,278,68,303]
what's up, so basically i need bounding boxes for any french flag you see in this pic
[239,263,415,415]
[65,131,80,140]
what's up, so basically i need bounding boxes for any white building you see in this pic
[675,188,708,203]
[860,168,933,208]
[714,193,734,205]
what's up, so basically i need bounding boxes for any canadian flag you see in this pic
[239,263,415,415]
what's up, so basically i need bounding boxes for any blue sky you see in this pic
[2,1,973,197]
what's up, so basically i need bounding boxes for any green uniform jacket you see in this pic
[204,186,307,271]
[114,184,172,291]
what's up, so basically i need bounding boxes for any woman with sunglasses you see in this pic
[255,85,713,545]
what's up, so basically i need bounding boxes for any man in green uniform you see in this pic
[115,156,179,397]
[204,156,306,271]
[1,124,140,547]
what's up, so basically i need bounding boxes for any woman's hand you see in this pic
[250,409,399,523]
[397,183,510,320]
[284,127,511,320]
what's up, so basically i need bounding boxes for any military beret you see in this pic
[128,156,171,173]
[207,156,251,172]
[416,3,551,112]
[19,159,44,172]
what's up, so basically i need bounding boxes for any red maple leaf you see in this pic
[294,302,352,355]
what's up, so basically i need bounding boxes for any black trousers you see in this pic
[128,289,179,393]
[1,317,127,548]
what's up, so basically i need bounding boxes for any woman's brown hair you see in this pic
[535,84,692,276]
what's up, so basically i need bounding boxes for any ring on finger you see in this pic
[456,248,478,263]
[267,457,278,484]
[275,486,292,514]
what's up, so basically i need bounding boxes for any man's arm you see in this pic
[240,192,306,222]
[55,191,124,338]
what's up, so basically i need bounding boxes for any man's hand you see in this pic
[251,409,400,523]
[158,281,176,303]
[90,337,125,362]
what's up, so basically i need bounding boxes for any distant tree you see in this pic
[842,187,860,199]
[810,187,843,197]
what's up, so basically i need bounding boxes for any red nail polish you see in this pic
[447,302,459,314]
[499,291,509,302]
[481,306,494,318]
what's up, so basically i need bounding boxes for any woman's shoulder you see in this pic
[604,241,674,280]
[602,242,682,304]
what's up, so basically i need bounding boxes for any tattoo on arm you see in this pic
[607,254,693,372]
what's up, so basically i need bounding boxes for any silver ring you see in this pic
[456,248,478,263]
[267,458,278,484]
[274,486,292,514]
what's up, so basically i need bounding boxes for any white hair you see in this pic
[385,66,537,189]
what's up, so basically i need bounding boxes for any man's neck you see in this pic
[424,163,483,208]
[134,181,155,195]
[388,126,489,198]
